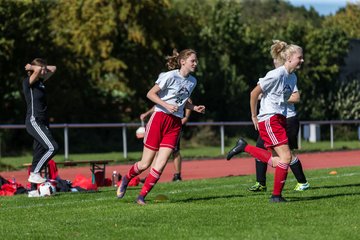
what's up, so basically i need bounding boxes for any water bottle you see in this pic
[12,177,16,185]
[112,171,118,187]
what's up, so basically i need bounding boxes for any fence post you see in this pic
[122,126,127,159]
[64,125,69,160]
[220,125,224,155]
[330,124,334,149]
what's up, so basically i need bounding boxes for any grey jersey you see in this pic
[154,70,197,118]
[258,66,297,122]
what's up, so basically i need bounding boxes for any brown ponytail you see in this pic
[165,49,197,70]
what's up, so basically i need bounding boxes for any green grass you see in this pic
[0,140,359,171]
[1,166,360,239]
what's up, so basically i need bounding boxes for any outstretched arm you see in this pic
[185,100,205,114]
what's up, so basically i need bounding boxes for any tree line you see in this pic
[0,0,359,154]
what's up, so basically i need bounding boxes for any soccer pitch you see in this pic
[1,167,360,240]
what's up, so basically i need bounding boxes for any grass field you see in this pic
[1,166,360,240]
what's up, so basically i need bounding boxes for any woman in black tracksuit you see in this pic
[23,58,58,185]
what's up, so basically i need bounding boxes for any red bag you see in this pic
[72,175,98,191]
[47,159,59,180]
[0,183,17,196]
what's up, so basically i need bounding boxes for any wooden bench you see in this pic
[23,160,114,185]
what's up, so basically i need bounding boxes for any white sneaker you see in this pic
[294,182,310,191]
[28,172,46,184]
[28,190,41,198]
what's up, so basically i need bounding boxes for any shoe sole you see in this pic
[294,184,310,191]
[294,187,310,191]
[136,198,146,205]
[27,178,46,184]
[248,188,267,192]
[136,200,146,205]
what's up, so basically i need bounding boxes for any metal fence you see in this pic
[1,120,359,159]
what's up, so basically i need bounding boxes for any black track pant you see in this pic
[25,116,59,173]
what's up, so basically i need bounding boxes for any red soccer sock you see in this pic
[126,162,141,180]
[244,145,272,163]
[272,162,289,196]
[139,168,161,197]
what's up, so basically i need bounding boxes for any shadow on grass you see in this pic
[307,183,360,190]
[288,191,360,202]
[286,183,360,202]
[172,193,246,203]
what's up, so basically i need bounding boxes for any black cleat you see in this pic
[226,138,248,160]
[269,195,287,203]
[172,173,182,182]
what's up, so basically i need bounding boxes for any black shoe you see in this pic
[269,195,287,203]
[226,138,248,160]
[172,173,182,182]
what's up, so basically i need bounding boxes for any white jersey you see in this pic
[154,69,197,118]
[257,66,297,122]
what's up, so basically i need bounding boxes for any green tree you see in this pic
[49,0,196,121]
[324,3,360,39]
[299,27,349,120]
[334,78,360,120]
[0,0,57,123]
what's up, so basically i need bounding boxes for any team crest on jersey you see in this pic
[175,87,190,104]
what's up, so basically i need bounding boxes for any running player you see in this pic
[249,40,309,192]
[117,49,205,205]
[227,41,304,202]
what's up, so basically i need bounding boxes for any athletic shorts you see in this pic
[256,115,299,150]
[258,114,288,149]
[143,111,182,151]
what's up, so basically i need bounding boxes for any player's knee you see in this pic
[50,141,59,154]
[284,153,292,163]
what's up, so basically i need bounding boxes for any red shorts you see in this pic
[143,111,182,151]
[258,114,288,149]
